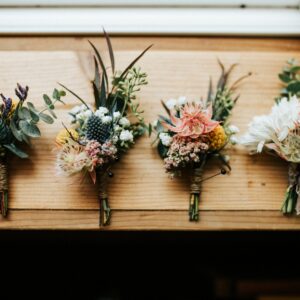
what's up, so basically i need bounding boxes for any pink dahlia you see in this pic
[163,102,219,138]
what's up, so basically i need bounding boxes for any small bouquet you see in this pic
[240,59,300,215]
[151,62,250,221]
[55,32,151,226]
[0,84,64,216]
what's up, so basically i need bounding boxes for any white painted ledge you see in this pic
[0,7,299,35]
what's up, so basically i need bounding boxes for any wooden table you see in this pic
[0,36,299,230]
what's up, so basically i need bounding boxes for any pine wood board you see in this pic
[0,42,298,229]
[1,210,300,230]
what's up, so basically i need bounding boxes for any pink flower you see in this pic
[163,102,219,138]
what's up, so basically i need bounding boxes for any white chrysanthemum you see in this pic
[239,96,300,155]
[228,125,239,134]
[166,98,177,110]
[159,132,172,147]
[113,111,121,119]
[119,117,130,127]
[230,136,238,145]
[102,116,112,124]
[120,130,133,142]
[177,96,187,106]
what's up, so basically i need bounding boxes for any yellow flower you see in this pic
[207,125,227,151]
[56,128,79,145]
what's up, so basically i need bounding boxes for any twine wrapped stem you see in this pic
[189,167,203,221]
[97,169,111,226]
[281,162,299,214]
[0,149,8,217]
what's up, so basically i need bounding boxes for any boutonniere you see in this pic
[0,84,64,216]
[240,59,300,215]
[55,31,151,226]
[151,61,250,221]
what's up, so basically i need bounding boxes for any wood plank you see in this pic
[0,37,299,52]
[1,210,300,230]
[0,50,298,211]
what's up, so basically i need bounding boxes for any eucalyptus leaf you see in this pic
[26,102,39,113]
[10,120,23,142]
[47,107,57,119]
[39,112,54,124]
[4,144,28,158]
[290,66,300,73]
[19,120,41,137]
[43,94,54,109]
[52,88,60,100]
[18,107,31,120]
[29,110,39,123]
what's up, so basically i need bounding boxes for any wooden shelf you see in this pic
[0,36,299,230]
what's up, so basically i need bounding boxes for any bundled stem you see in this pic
[97,170,111,226]
[189,167,204,221]
[281,162,299,215]
[0,147,8,217]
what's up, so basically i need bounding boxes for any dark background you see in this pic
[1,231,300,300]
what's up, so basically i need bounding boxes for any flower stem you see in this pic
[0,152,8,217]
[189,193,199,221]
[100,197,111,226]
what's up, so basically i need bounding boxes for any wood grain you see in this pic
[0,36,298,229]
[1,210,300,230]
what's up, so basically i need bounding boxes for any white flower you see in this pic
[113,124,121,132]
[119,117,130,127]
[230,136,238,145]
[239,96,300,155]
[165,98,177,110]
[83,110,92,118]
[113,111,121,119]
[112,135,119,144]
[159,132,172,147]
[177,96,187,106]
[70,105,82,115]
[95,107,109,118]
[120,130,133,142]
[102,116,112,124]
[228,125,239,134]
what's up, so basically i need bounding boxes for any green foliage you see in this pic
[277,58,300,101]
[0,86,65,158]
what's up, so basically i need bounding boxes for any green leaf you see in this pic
[103,28,115,73]
[148,123,152,137]
[26,102,39,113]
[43,94,53,108]
[119,44,153,80]
[88,40,109,88]
[52,88,60,100]
[157,141,168,159]
[29,110,39,123]
[290,66,300,73]
[4,144,28,158]
[18,107,31,120]
[19,120,41,137]
[279,73,291,83]
[287,81,300,94]
[39,112,54,124]
[46,107,57,119]
[92,57,102,109]
[10,120,23,142]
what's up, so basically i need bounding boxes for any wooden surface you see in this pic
[0,36,299,230]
